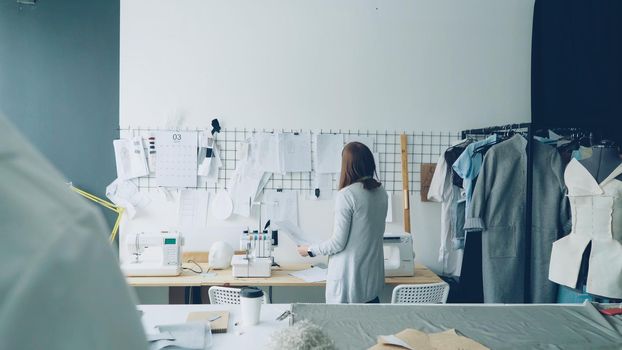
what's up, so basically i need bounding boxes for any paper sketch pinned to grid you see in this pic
[155,131,198,188]
[313,173,334,200]
[262,190,299,226]
[197,131,222,185]
[113,137,149,180]
[229,156,270,217]
[345,135,375,152]
[386,191,393,223]
[282,132,312,173]
[248,132,284,174]
[314,133,344,174]
[178,189,209,228]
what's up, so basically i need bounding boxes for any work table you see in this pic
[126,263,442,287]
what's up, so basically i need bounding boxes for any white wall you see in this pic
[121,0,534,303]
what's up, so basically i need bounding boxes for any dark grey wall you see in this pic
[0,0,119,224]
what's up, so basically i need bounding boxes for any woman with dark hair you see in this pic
[296,142,388,303]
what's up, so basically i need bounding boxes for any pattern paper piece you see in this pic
[282,133,312,173]
[315,134,344,174]
[178,189,209,228]
[248,133,284,174]
[386,192,393,223]
[345,135,375,152]
[113,137,149,180]
[262,190,299,226]
[105,178,150,219]
[314,173,334,200]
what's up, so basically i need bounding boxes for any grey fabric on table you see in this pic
[531,141,571,303]
[291,303,622,350]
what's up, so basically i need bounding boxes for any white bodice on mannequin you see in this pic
[549,158,622,299]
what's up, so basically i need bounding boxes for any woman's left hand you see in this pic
[297,245,310,257]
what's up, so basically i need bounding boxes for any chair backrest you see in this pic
[208,286,269,304]
[391,282,450,304]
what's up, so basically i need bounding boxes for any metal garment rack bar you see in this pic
[460,122,533,303]
[118,126,461,194]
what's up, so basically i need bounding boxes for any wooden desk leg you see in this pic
[169,287,187,304]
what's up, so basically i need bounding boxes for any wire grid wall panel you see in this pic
[119,126,460,194]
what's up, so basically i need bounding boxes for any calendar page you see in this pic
[155,131,198,187]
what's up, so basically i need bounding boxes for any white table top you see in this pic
[138,304,291,349]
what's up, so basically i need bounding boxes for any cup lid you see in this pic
[240,287,264,298]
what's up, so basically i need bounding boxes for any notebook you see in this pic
[186,311,230,333]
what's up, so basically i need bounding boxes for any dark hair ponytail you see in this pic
[339,142,382,190]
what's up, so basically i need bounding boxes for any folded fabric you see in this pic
[148,323,212,350]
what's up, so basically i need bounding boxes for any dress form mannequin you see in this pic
[578,141,622,182]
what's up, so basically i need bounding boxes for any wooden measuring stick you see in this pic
[400,134,411,233]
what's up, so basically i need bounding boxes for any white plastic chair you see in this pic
[391,282,450,304]
[208,286,269,304]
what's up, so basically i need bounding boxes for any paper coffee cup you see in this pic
[240,287,263,326]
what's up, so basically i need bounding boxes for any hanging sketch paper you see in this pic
[197,131,215,177]
[274,220,314,246]
[345,135,375,152]
[178,189,209,228]
[105,178,150,219]
[155,131,198,188]
[262,190,299,226]
[248,132,284,174]
[314,173,334,200]
[386,191,393,222]
[282,133,312,173]
[113,137,149,180]
[373,152,381,181]
[229,159,268,217]
[315,134,344,174]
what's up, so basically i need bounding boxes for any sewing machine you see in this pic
[121,231,183,277]
[383,232,415,277]
[231,230,274,278]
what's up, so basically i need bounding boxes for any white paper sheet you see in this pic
[313,173,333,200]
[262,190,299,226]
[248,132,284,174]
[197,132,215,177]
[199,142,222,185]
[282,133,312,173]
[386,191,393,222]
[373,152,381,180]
[230,160,268,217]
[378,335,415,350]
[274,220,314,245]
[314,134,344,174]
[289,267,327,283]
[105,178,151,219]
[113,137,149,180]
[178,189,209,228]
[155,131,198,188]
[345,135,375,152]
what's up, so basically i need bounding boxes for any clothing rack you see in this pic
[460,122,534,303]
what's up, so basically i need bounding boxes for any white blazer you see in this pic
[309,183,388,303]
